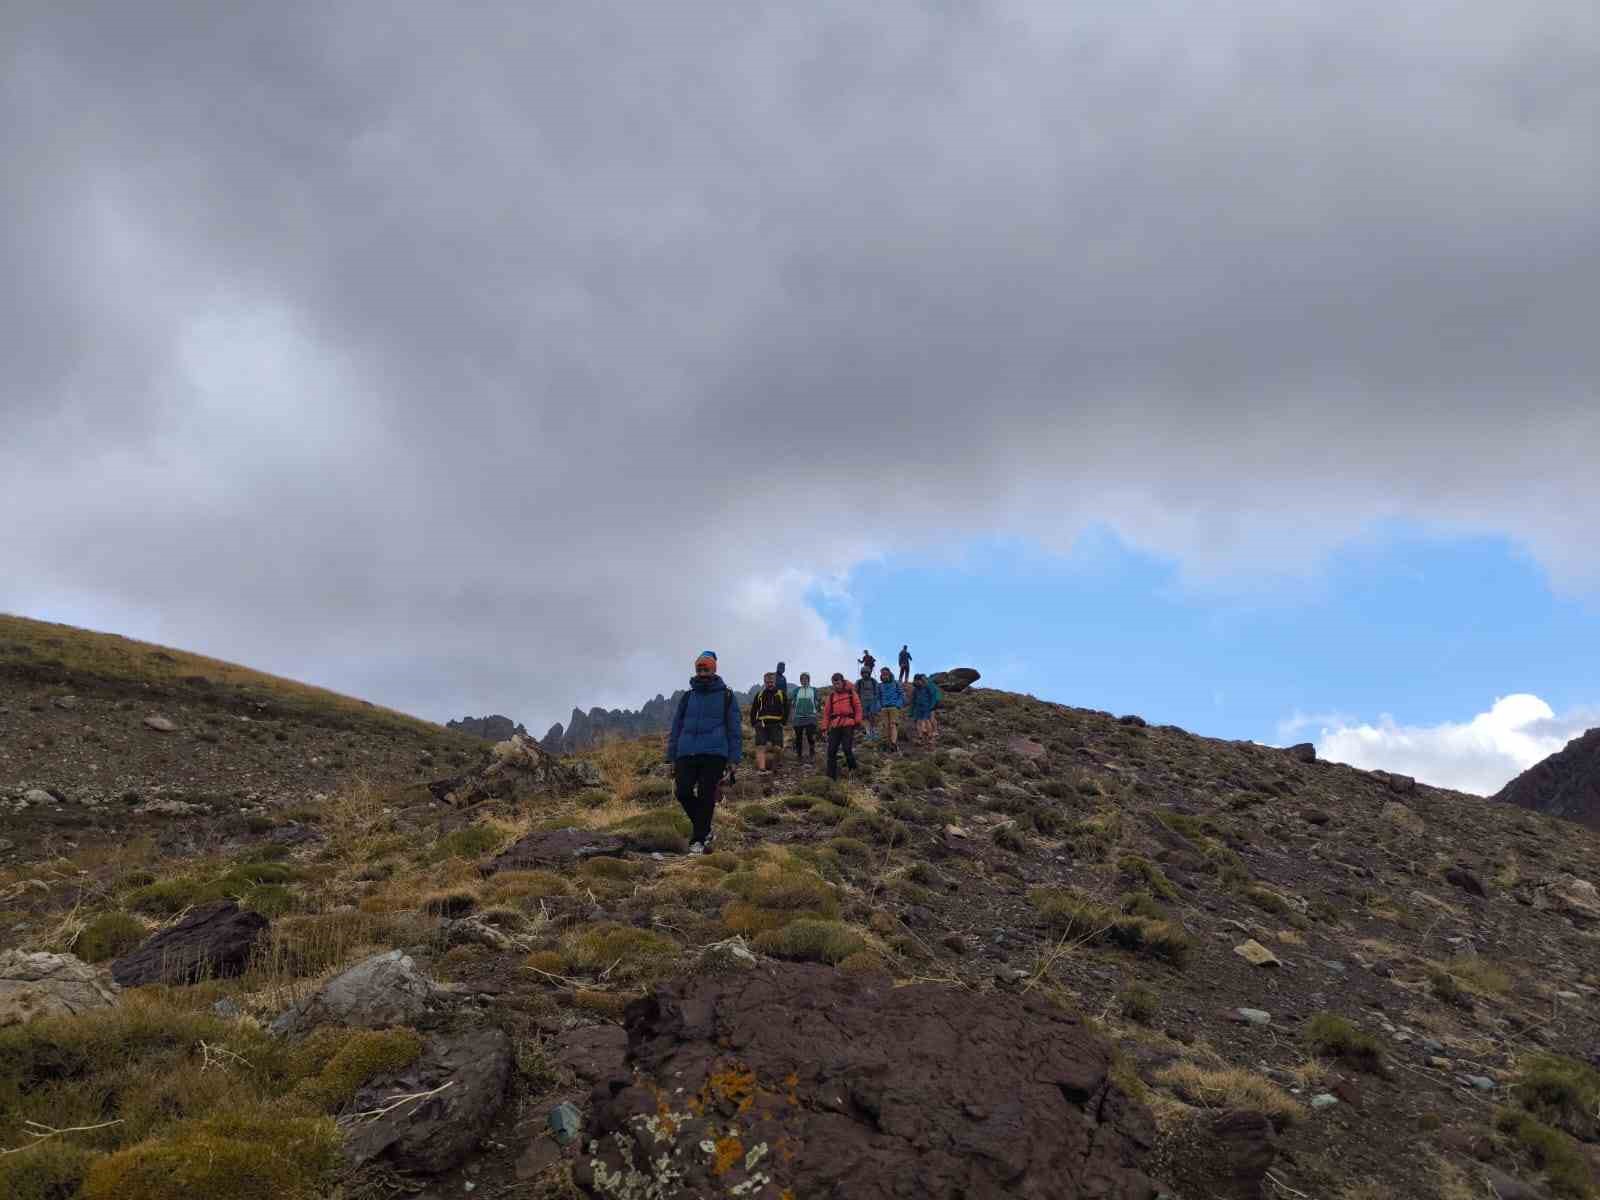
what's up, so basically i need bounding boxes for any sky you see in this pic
[2,2,1596,795]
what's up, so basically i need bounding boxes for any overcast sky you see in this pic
[3,2,1597,768]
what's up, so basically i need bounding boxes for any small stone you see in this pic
[1463,1075,1496,1091]
[1232,1008,1272,1026]
[1427,1056,1452,1069]
[143,715,177,732]
[548,1101,582,1146]
[22,788,55,806]
[211,998,241,1019]
[1233,940,1282,968]
[1322,960,1346,974]
[54,695,80,710]
[1310,1093,1339,1109]
[943,824,969,838]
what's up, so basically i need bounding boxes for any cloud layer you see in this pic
[2,3,1597,727]
[1307,694,1598,795]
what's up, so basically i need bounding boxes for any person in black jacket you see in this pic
[749,671,790,773]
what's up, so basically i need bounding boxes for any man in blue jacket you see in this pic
[876,666,905,752]
[667,650,743,854]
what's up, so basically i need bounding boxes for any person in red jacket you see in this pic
[820,672,863,780]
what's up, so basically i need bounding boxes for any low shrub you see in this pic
[753,919,866,965]
[1116,855,1178,902]
[80,1113,341,1200]
[606,810,691,853]
[1495,1109,1594,1199]
[436,825,505,859]
[1244,886,1292,916]
[1119,982,1159,1024]
[76,912,147,963]
[1512,1055,1600,1142]
[836,812,906,846]
[1305,1013,1387,1075]
[560,923,680,984]
[994,824,1027,853]
[1153,1063,1302,1131]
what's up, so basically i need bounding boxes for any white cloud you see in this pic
[1306,694,1598,796]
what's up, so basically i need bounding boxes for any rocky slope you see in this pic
[4,632,1600,1198]
[447,714,530,741]
[1496,727,1600,830]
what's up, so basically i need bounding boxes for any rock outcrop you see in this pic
[110,900,267,986]
[428,732,603,807]
[932,667,981,693]
[575,962,1159,1199]
[343,1027,513,1173]
[446,714,528,741]
[0,951,119,1026]
[271,949,453,1036]
[1496,727,1600,829]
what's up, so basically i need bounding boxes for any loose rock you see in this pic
[271,949,452,1036]
[1233,940,1282,968]
[143,715,177,732]
[111,900,267,986]
[0,951,120,1026]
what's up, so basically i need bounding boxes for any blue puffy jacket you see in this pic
[878,678,906,709]
[910,681,940,720]
[668,675,743,763]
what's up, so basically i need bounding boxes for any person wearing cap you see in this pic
[819,671,863,780]
[667,650,743,854]
[749,671,790,773]
[876,666,905,751]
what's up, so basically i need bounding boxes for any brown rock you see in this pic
[1444,866,1489,897]
[1234,940,1282,968]
[574,963,1159,1199]
[553,1024,628,1085]
[1156,1109,1276,1200]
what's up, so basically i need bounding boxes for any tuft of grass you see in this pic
[289,1028,423,1111]
[1244,886,1292,915]
[75,912,148,963]
[604,810,691,854]
[753,919,867,965]
[480,869,573,905]
[1436,955,1512,998]
[1512,1055,1600,1143]
[559,923,680,984]
[420,888,478,918]
[1118,891,1168,921]
[835,812,906,846]
[1495,1109,1595,1199]
[1305,1013,1387,1075]
[1153,1062,1303,1130]
[994,824,1027,852]
[1119,982,1159,1025]
[1030,888,1114,939]
[1117,855,1179,901]
[435,825,507,860]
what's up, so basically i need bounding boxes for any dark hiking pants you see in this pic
[826,727,857,779]
[793,724,817,759]
[674,753,725,844]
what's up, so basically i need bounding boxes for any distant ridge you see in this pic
[1495,726,1600,829]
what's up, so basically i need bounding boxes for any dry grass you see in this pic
[1152,1062,1303,1130]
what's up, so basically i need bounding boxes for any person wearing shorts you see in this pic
[749,671,790,773]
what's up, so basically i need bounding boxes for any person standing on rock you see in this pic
[910,672,939,747]
[858,648,875,677]
[667,650,742,854]
[856,667,881,740]
[898,644,912,685]
[774,661,789,695]
[876,666,905,752]
[790,672,820,765]
[820,672,863,780]
[749,671,790,774]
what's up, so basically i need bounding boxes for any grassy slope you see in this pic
[0,613,443,739]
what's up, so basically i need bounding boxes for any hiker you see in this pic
[667,650,743,854]
[790,671,819,763]
[910,672,941,747]
[749,671,790,773]
[858,648,875,677]
[856,667,881,740]
[820,671,863,779]
[876,666,905,751]
[898,644,912,684]
[774,661,789,695]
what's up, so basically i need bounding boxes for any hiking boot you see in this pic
[687,840,705,855]
[703,830,717,850]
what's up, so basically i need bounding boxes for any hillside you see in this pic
[1496,727,1600,830]
[4,650,1600,1198]
[0,613,484,860]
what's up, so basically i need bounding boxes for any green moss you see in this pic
[479,870,573,904]
[753,919,867,964]
[124,876,224,915]
[576,857,647,882]
[289,1028,423,1112]
[1305,1013,1386,1075]
[739,803,781,827]
[76,912,147,963]
[80,1113,341,1200]
[605,810,691,853]
[0,1139,94,1200]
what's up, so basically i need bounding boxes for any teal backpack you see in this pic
[792,685,818,721]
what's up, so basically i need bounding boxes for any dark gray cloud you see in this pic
[3,1,1597,729]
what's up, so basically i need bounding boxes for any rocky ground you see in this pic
[5,627,1600,1198]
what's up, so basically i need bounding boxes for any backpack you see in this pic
[792,686,817,721]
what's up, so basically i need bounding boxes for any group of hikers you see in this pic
[665,646,944,854]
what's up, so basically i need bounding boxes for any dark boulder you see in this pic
[480,827,627,876]
[574,962,1159,1199]
[1444,866,1489,897]
[931,667,981,693]
[1118,714,1147,728]
[111,901,267,987]
[1372,770,1417,796]
[1154,1109,1276,1200]
[1285,742,1317,763]
[1495,727,1600,829]
[343,1026,513,1174]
